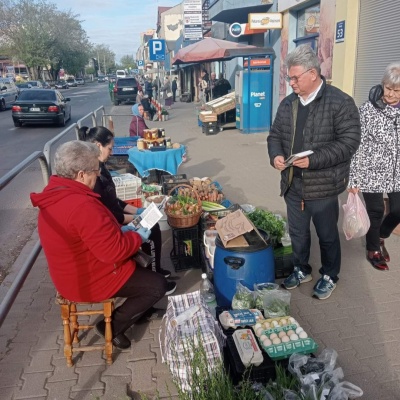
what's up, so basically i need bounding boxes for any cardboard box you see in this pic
[199,111,218,122]
[215,209,253,247]
[205,93,236,115]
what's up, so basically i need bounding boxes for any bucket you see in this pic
[213,230,275,307]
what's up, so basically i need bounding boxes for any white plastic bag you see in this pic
[342,192,370,240]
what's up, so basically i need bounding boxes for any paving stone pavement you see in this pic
[1,100,400,399]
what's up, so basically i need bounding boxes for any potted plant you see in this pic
[161,108,169,121]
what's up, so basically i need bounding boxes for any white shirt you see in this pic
[299,80,323,106]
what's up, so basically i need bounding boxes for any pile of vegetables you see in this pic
[189,177,224,203]
[246,208,285,244]
[165,187,201,216]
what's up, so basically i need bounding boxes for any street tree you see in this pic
[90,44,116,75]
[119,55,137,71]
[0,0,90,80]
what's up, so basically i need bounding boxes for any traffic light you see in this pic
[92,58,99,70]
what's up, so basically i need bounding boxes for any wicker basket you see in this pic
[165,184,202,228]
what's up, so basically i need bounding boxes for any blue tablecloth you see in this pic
[127,145,186,177]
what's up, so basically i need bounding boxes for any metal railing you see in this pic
[74,106,105,139]
[0,152,49,327]
[0,107,105,328]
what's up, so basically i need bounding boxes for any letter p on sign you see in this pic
[149,39,166,61]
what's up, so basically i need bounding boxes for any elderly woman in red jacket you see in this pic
[30,141,167,349]
[129,103,148,137]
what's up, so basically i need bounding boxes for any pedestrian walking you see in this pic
[144,76,153,101]
[348,62,400,271]
[267,44,361,300]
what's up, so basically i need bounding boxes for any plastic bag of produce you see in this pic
[231,282,254,309]
[261,288,291,318]
[253,282,279,310]
[342,192,370,240]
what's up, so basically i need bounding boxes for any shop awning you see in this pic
[172,37,274,65]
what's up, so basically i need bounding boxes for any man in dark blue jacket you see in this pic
[144,77,153,100]
[268,45,361,300]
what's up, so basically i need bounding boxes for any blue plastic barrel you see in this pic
[214,230,275,307]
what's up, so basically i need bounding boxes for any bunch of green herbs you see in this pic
[246,209,285,244]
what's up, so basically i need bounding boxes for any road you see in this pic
[0,82,113,282]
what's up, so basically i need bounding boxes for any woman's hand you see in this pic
[347,187,360,194]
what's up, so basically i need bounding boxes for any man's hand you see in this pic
[292,157,310,169]
[274,155,286,171]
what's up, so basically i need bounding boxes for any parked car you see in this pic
[26,80,43,88]
[11,89,71,127]
[75,78,85,85]
[66,78,78,87]
[113,77,141,106]
[97,75,106,83]
[54,80,68,89]
[0,77,19,111]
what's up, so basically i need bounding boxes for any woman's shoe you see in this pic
[367,251,389,271]
[380,239,390,262]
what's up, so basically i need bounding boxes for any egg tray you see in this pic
[261,337,318,361]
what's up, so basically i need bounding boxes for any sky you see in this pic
[54,0,180,62]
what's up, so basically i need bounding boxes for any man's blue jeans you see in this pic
[284,177,341,282]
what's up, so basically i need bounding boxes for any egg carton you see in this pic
[261,337,318,361]
[254,315,318,360]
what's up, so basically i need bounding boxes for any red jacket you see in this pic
[30,176,142,302]
[129,115,148,137]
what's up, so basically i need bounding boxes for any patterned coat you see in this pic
[349,85,400,193]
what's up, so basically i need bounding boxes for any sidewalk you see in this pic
[0,100,399,399]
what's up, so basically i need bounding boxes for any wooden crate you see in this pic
[199,111,218,122]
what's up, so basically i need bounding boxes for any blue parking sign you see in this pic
[137,60,144,67]
[149,39,166,61]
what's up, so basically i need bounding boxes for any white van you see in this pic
[116,70,126,79]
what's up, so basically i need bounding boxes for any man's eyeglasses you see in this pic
[284,69,312,83]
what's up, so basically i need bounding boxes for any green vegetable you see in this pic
[202,201,226,211]
[264,299,290,318]
[246,208,285,243]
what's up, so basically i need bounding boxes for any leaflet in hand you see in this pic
[284,150,313,166]
[129,202,163,230]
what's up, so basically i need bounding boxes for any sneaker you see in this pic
[282,266,313,290]
[313,275,336,300]
[379,239,390,262]
[165,281,177,296]
[157,268,171,278]
[95,320,131,349]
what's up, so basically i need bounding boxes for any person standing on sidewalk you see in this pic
[172,77,178,102]
[267,44,361,300]
[348,62,400,271]
[30,141,167,349]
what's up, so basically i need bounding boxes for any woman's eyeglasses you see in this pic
[284,69,312,83]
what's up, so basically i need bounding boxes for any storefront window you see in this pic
[295,4,320,50]
[297,5,320,37]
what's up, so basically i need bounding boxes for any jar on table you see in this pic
[165,137,172,148]
[137,139,145,150]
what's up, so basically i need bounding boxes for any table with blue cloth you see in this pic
[127,145,186,177]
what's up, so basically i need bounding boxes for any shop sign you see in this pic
[244,58,271,67]
[229,22,268,37]
[248,13,282,30]
[229,23,243,37]
[335,20,345,43]
[278,0,308,13]
[184,0,203,41]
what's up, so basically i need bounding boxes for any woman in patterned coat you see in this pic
[348,63,400,271]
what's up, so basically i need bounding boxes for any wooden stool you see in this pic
[56,293,115,366]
